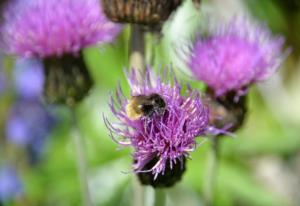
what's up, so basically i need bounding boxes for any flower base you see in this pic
[137,157,186,188]
[206,88,247,133]
[43,51,93,106]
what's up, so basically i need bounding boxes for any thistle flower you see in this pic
[1,0,122,105]
[187,17,287,97]
[105,67,209,187]
[2,0,121,58]
[0,166,22,203]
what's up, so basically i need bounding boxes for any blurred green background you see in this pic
[1,0,300,206]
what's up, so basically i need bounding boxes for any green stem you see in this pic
[129,24,146,206]
[129,24,145,81]
[71,108,92,206]
[154,189,166,206]
[132,177,145,206]
[204,136,220,206]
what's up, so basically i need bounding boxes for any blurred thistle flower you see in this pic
[1,0,122,105]
[13,58,44,100]
[187,17,287,97]
[105,67,209,187]
[0,166,22,203]
[2,0,121,58]
[5,101,56,164]
[184,17,289,132]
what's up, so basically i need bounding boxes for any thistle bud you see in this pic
[101,0,182,26]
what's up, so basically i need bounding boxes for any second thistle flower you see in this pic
[105,67,209,188]
[187,17,287,98]
[185,17,288,132]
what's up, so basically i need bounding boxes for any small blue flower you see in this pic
[0,53,6,96]
[0,166,22,203]
[5,101,56,161]
[0,70,6,96]
[13,58,44,100]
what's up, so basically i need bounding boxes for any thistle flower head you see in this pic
[187,17,287,97]
[2,0,122,58]
[105,67,209,179]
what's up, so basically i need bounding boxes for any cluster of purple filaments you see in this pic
[105,68,209,178]
[187,17,287,97]
[1,0,122,58]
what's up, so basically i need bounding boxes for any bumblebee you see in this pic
[126,93,166,120]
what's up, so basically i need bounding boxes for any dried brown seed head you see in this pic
[101,0,182,25]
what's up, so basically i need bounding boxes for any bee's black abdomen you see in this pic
[141,104,155,117]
